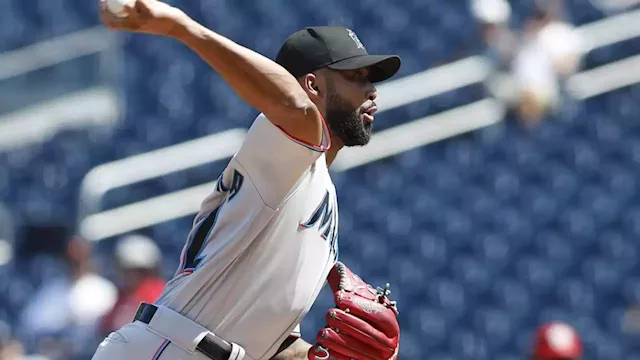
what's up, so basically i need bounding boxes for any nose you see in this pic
[367,86,377,101]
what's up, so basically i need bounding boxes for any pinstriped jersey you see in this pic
[155,114,339,360]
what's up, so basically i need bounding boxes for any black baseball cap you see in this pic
[276,26,401,83]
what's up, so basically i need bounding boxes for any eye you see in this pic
[346,69,368,82]
[338,69,369,83]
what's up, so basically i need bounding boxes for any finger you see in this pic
[326,309,396,356]
[100,10,129,30]
[133,0,156,21]
[122,0,142,23]
[99,6,123,29]
[99,4,139,31]
[316,328,380,360]
[135,0,153,10]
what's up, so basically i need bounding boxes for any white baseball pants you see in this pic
[91,305,248,360]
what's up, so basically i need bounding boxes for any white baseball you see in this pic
[106,0,134,18]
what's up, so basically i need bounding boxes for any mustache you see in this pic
[362,101,377,112]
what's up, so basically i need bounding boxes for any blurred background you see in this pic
[0,0,639,359]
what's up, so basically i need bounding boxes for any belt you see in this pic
[134,303,232,360]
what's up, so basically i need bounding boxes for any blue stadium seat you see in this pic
[2,1,638,358]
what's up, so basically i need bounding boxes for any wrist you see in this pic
[270,338,312,360]
[289,340,312,360]
[167,10,196,40]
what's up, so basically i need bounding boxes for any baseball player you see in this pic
[532,322,583,360]
[93,1,401,360]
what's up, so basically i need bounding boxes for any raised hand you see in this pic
[99,0,187,37]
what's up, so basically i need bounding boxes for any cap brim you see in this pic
[327,54,401,83]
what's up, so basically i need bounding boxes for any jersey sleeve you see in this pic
[233,113,330,209]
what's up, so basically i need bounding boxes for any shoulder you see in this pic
[229,113,328,209]
[247,113,330,153]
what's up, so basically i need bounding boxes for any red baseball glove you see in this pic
[308,262,400,360]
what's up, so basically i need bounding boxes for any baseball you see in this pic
[106,0,134,18]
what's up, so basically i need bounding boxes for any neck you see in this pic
[325,134,344,167]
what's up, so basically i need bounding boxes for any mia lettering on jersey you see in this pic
[300,191,339,261]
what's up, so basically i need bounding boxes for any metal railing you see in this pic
[0,26,122,153]
[78,9,640,241]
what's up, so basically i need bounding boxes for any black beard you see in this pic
[324,85,372,147]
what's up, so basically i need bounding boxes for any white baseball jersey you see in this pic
[155,113,338,360]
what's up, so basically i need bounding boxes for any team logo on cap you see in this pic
[347,29,365,50]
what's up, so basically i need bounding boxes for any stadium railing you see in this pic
[0,27,122,153]
[78,9,640,242]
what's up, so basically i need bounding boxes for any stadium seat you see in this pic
[1,1,638,358]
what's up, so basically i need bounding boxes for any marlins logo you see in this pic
[347,29,365,50]
[300,191,339,260]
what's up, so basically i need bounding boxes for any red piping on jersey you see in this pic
[152,339,170,360]
[275,113,331,152]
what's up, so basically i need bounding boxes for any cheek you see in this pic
[348,84,367,107]
[335,81,364,109]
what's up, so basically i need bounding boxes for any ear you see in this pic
[301,73,321,98]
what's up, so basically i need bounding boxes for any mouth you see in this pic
[362,105,378,123]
